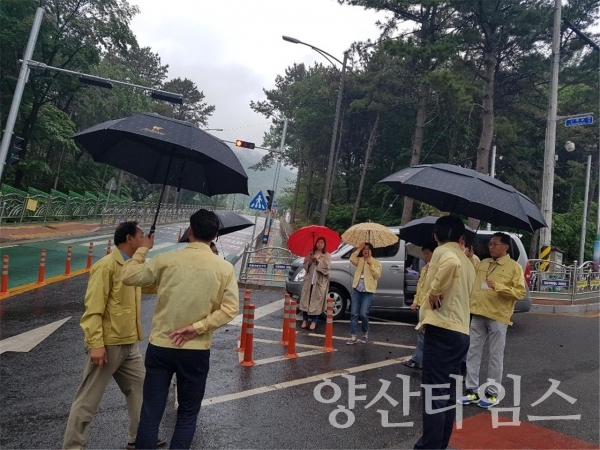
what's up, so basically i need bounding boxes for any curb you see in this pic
[0,268,89,299]
[530,302,599,315]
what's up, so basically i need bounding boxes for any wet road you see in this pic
[0,215,265,289]
[0,275,598,449]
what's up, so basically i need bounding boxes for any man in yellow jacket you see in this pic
[459,232,526,409]
[63,222,165,450]
[414,216,475,450]
[122,209,239,449]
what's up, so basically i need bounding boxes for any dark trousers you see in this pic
[136,344,210,450]
[414,326,470,450]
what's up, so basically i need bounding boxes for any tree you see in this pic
[155,78,215,127]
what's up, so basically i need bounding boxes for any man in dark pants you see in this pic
[414,216,475,449]
[122,210,239,449]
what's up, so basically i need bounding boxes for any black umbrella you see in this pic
[73,112,249,233]
[379,164,547,232]
[400,216,476,247]
[178,211,254,243]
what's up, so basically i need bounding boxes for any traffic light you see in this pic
[266,189,274,210]
[235,139,255,149]
[7,136,24,166]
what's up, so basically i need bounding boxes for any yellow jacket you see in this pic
[80,248,143,348]
[414,264,429,307]
[122,242,239,350]
[417,242,475,335]
[470,255,526,325]
[468,254,481,268]
[350,249,382,293]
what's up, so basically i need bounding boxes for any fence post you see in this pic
[571,260,578,305]
[37,249,46,284]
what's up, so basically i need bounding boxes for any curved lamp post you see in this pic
[283,35,348,226]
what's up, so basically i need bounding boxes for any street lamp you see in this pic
[283,35,349,226]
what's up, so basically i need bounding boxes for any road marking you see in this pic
[254,349,331,365]
[59,234,113,244]
[253,338,324,350]
[149,242,177,252]
[79,240,112,248]
[308,332,416,349]
[202,356,411,406]
[335,319,414,327]
[229,299,285,326]
[0,245,19,249]
[0,317,71,354]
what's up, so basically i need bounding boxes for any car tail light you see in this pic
[524,261,531,286]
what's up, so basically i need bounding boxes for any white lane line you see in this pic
[253,338,324,350]
[0,317,72,354]
[59,234,112,244]
[149,242,177,252]
[202,356,411,406]
[0,245,19,249]
[254,349,331,366]
[335,320,414,327]
[229,299,285,326]
[308,333,415,349]
[79,240,112,248]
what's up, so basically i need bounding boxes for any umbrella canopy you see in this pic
[342,222,399,248]
[400,216,476,247]
[379,163,546,232]
[287,225,341,256]
[179,211,254,243]
[74,112,249,196]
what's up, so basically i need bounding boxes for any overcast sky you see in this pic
[129,0,389,148]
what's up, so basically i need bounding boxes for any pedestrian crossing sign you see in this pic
[248,191,267,211]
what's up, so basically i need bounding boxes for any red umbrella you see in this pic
[287,225,341,256]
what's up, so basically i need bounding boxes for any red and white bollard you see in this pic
[177,228,182,242]
[64,245,72,276]
[0,255,9,295]
[86,242,94,270]
[237,296,251,352]
[241,304,256,367]
[323,295,335,352]
[280,294,291,345]
[106,239,112,255]
[285,300,298,359]
[37,250,46,285]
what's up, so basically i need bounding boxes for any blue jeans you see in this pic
[350,289,373,337]
[414,326,470,450]
[411,328,425,366]
[302,311,318,324]
[136,344,210,450]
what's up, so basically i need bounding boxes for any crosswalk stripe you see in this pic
[59,234,113,244]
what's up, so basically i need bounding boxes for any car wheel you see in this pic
[328,286,348,320]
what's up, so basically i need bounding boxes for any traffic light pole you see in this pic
[0,7,44,181]
[264,118,288,243]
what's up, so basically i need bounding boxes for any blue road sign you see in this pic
[565,116,593,127]
[249,191,267,211]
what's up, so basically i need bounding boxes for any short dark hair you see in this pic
[434,215,465,244]
[493,232,511,246]
[422,241,438,253]
[313,237,327,254]
[190,209,220,241]
[114,221,138,246]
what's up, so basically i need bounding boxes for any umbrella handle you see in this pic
[150,145,176,235]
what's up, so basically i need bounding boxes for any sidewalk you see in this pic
[0,221,101,243]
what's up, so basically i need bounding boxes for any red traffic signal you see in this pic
[235,140,255,149]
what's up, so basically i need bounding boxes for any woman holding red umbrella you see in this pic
[299,237,331,330]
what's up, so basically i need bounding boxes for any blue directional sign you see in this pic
[248,191,267,211]
[565,116,593,127]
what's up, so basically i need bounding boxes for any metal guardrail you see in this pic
[528,259,600,303]
[239,245,296,287]
[0,189,211,224]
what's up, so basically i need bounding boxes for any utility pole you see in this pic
[539,0,562,253]
[0,7,44,181]
[319,52,348,226]
[264,118,288,242]
[580,154,592,264]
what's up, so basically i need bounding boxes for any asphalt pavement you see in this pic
[1,266,598,449]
